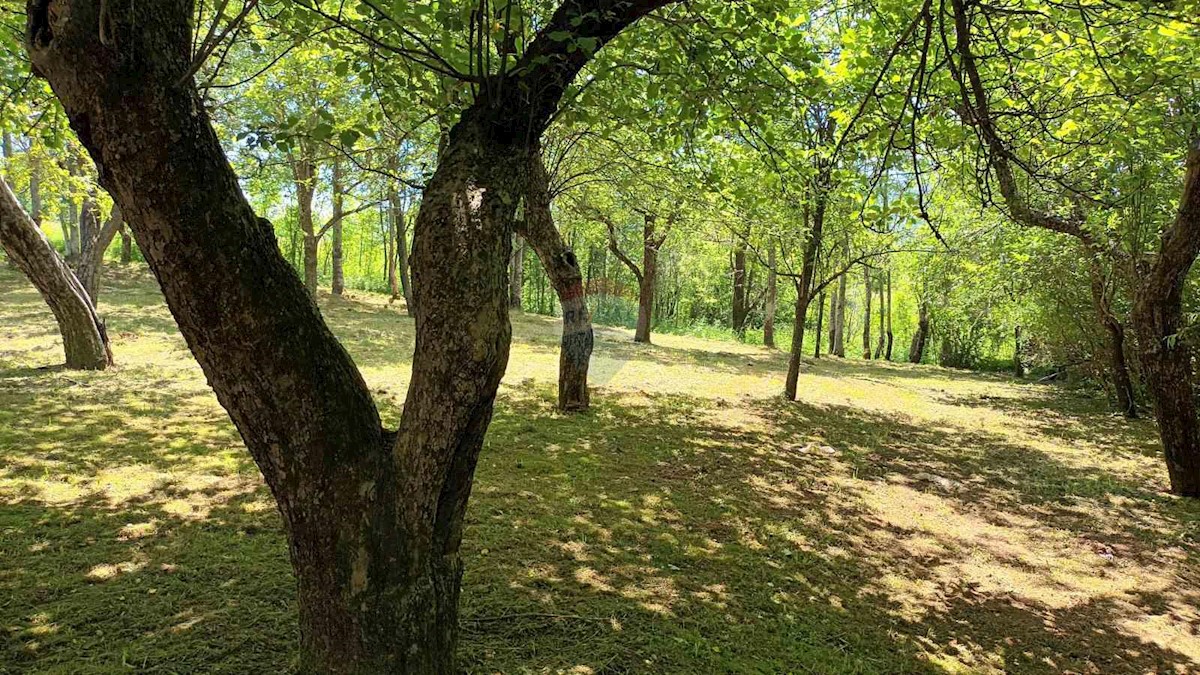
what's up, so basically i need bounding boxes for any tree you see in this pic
[28,0,675,669]
[763,240,778,347]
[945,0,1200,492]
[0,176,110,370]
[601,208,675,344]
[517,154,594,411]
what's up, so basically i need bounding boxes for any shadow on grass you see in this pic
[3,266,1199,673]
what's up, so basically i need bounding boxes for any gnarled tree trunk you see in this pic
[518,154,593,411]
[0,176,110,369]
[28,0,675,669]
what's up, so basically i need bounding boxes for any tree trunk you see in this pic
[1129,141,1200,497]
[518,154,593,411]
[884,270,893,360]
[634,214,658,344]
[303,233,319,295]
[731,239,748,337]
[833,272,847,357]
[764,241,777,348]
[784,287,811,399]
[293,155,319,294]
[910,301,930,363]
[391,188,415,315]
[814,291,824,358]
[785,195,825,400]
[331,158,345,296]
[1013,325,1023,377]
[75,204,123,302]
[1087,256,1137,417]
[29,155,42,225]
[0,176,110,369]
[873,278,886,359]
[862,266,872,359]
[509,235,525,310]
[119,223,133,263]
[1133,286,1200,496]
[30,0,675,668]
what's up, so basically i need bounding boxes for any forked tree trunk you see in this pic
[833,272,847,357]
[30,0,673,668]
[518,154,593,411]
[0,176,110,369]
[764,241,777,347]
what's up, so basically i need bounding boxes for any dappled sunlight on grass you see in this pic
[3,266,1200,672]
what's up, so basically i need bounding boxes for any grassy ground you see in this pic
[2,265,1199,674]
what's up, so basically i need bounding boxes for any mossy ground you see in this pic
[2,265,1198,673]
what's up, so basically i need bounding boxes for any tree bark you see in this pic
[634,214,660,343]
[29,154,42,225]
[119,223,133,263]
[785,195,826,400]
[509,234,525,310]
[862,266,872,359]
[331,157,345,296]
[910,301,930,363]
[28,0,676,668]
[763,241,777,347]
[389,185,415,314]
[813,290,824,358]
[1130,140,1200,497]
[884,270,893,360]
[0,175,110,369]
[873,278,886,359]
[292,153,319,294]
[1087,256,1137,417]
[833,272,847,357]
[517,154,593,411]
[1013,325,1023,377]
[75,204,122,302]
[731,239,748,337]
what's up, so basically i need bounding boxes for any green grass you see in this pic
[2,265,1200,673]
